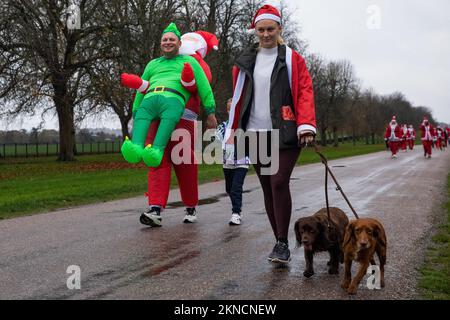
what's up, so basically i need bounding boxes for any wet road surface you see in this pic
[1,147,449,299]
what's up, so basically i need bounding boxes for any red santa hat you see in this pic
[195,31,219,56]
[249,4,282,30]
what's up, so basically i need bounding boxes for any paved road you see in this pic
[1,147,449,300]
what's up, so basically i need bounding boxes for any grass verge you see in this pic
[418,174,450,300]
[0,142,385,219]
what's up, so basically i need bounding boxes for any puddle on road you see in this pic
[99,209,136,216]
[221,228,242,243]
[204,280,240,299]
[166,195,225,208]
[166,188,259,208]
[143,250,200,277]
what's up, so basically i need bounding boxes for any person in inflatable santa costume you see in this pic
[384,116,402,158]
[140,30,220,226]
[120,23,217,170]
[121,27,219,227]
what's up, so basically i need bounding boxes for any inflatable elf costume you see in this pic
[120,22,215,167]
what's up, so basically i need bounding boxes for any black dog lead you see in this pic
[299,140,360,226]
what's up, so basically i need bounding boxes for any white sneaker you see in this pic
[229,213,242,225]
[140,207,162,227]
[183,207,198,223]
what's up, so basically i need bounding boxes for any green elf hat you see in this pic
[162,22,181,39]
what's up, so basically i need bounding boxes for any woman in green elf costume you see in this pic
[120,22,216,167]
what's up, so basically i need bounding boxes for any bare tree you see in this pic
[88,0,192,138]
[343,82,363,145]
[310,58,356,146]
[360,89,383,144]
[0,0,124,161]
[306,53,328,143]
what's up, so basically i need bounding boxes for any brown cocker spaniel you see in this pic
[341,218,387,295]
[294,207,349,278]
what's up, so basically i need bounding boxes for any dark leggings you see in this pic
[254,147,300,241]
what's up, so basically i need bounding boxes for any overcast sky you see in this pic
[286,0,450,123]
[2,0,449,131]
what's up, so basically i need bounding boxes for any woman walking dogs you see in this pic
[225,4,316,263]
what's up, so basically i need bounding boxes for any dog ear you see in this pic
[316,218,328,237]
[316,219,325,233]
[294,220,302,246]
[373,222,387,247]
[342,221,356,248]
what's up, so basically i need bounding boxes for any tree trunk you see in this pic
[207,0,217,34]
[53,73,75,162]
[56,103,75,161]
[371,132,375,145]
[320,127,327,146]
[120,117,131,139]
[333,126,339,147]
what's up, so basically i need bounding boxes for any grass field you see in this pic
[0,142,386,219]
[418,174,450,300]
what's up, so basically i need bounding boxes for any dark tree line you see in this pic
[306,54,439,146]
[0,128,119,144]
[0,0,443,161]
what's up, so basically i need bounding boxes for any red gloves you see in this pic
[121,73,149,93]
[180,63,197,93]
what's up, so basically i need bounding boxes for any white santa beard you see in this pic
[179,33,207,58]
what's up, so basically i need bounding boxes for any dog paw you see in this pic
[347,285,358,295]
[303,270,315,278]
[341,280,350,290]
[328,267,339,275]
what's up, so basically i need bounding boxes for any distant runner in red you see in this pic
[445,127,450,147]
[436,126,445,150]
[407,124,416,150]
[420,117,435,158]
[384,116,402,158]
[444,127,449,148]
[400,124,409,152]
